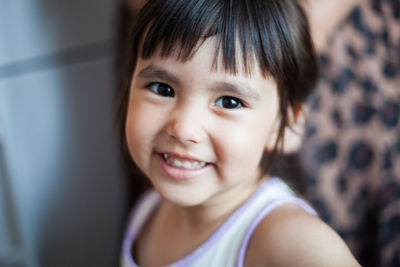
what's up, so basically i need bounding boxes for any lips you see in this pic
[157,152,212,181]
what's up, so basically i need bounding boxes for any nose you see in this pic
[165,103,205,144]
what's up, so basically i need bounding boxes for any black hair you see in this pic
[117,0,318,199]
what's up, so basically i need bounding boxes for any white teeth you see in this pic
[162,153,206,169]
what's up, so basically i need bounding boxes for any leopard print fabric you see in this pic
[300,0,400,266]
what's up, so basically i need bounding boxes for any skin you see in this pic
[125,37,360,266]
[301,0,363,50]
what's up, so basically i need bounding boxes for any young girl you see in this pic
[118,0,360,266]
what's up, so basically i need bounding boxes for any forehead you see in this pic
[138,36,268,79]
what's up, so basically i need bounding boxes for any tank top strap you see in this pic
[235,195,318,267]
[121,189,161,267]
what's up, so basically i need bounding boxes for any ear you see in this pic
[264,106,306,154]
[264,121,280,152]
[281,106,306,154]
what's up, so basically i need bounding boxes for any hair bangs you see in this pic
[133,0,296,78]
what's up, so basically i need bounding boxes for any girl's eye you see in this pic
[147,83,175,97]
[215,96,244,109]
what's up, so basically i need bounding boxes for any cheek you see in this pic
[125,102,156,165]
[214,120,269,174]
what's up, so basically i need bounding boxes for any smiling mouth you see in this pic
[162,153,207,170]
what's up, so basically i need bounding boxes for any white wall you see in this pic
[0,1,127,266]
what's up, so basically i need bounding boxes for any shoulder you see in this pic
[245,203,360,267]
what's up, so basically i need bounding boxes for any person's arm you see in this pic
[300,0,362,50]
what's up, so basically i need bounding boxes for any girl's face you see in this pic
[125,38,280,207]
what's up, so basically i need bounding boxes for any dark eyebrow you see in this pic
[137,64,260,100]
[213,81,261,100]
[136,64,180,85]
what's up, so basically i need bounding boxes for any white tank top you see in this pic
[120,177,317,267]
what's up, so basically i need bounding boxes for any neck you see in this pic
[165,173,266,231]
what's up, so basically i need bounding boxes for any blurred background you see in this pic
[1,0,399,267]
[0,0,127,266]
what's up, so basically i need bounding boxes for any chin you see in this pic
[155,185,212,207]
